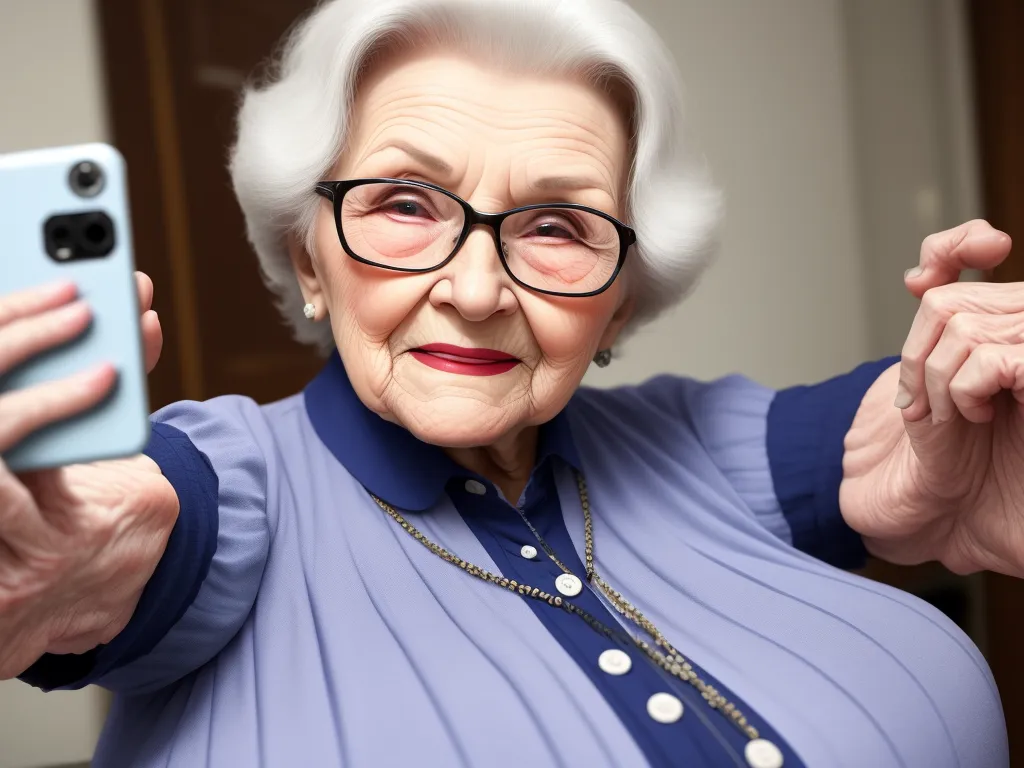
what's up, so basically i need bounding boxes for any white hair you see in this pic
[229,0,721,353]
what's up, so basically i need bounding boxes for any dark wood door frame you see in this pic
[97,0,323,409]
[96,0,197,408]
[969,0,1024,761]
[971,0,1024,282]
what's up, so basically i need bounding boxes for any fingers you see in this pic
[922,312,1024,423]
[0,301,92,375]
[0,281,112,452]
[135,272,162,373]
[0,364,117,453]
[141,310,163,373]
[904,219,1012,298]
[949,343,1024,423]
[0,281,77,328]
[898,281,1024,420]
[135,272,154,315]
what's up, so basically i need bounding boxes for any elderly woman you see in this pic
[3,0,1022,766]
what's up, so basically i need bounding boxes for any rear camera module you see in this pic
[43,211,116,262]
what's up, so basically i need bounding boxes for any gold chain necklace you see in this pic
[369,472,760,744]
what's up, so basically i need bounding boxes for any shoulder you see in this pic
[569,373,774,449]
[152,393,278,443]
[147,392,314,543]
[151,393,306,467]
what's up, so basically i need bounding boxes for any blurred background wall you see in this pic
[0,0,992,765]
[0,2,111,767]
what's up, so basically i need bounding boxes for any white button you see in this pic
[464,479,487,495]
[555,573,583,597]
[598,649,632,676]
[745,739,784,768]
[520,545,538,560]
[646,692,684,724]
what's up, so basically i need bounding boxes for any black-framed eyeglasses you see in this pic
[314,178,636,297]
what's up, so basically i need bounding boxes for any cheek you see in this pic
[327,264,425,340]
[312,218,427,342]
[522,293,618,365]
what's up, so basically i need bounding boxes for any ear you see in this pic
[597,294,635,351]
[287,231,323,307]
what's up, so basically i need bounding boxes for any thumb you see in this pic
[141,310,163,373]
[900,411,974,498]
[904,220,1011,299]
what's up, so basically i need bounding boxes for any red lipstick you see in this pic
[410,343,520,376]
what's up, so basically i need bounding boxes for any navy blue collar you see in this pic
[303,353,581,511]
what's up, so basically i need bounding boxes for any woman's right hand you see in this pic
[0,276,178,679]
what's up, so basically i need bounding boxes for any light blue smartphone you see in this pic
[0,143,149,471]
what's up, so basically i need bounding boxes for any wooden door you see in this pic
[969,0,1024,762]
[97,0,321,409]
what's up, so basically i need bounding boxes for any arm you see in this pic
[766,357,899,569]
[0,276,175,680]
[20,397,272,694]
[677,359,895,570]
[2,275,271,694]
[686,220,1024,576]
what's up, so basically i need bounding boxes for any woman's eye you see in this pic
[386,200,427,217]
[532,221,577,239]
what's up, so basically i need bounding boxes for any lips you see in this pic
[410,343,520,376]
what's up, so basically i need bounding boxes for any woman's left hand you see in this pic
[841,219,1024,576]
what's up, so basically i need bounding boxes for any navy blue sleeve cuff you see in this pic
[766,357,899,570]
[19,422,219,691]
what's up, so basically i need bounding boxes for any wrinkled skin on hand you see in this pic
[842,220,1024,577]
[0,273,177,679]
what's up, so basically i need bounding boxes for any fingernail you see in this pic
[979,230,1010,244]
[59,299,90,316]
[894,383,915,409]
[904,267,924,280]
[75,362,116,390]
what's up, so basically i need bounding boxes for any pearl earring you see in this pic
[593,349,612,368]
[303,303,316,320]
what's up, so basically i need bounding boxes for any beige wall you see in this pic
[0,0,109,152]
[586,0,981,391]
[0,2,110,767]
[842,0,983,360]
[0,0,979,766]
[596,0,875,391]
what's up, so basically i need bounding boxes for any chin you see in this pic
[395,397,523,449]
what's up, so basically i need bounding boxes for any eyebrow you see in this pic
[373,140,454,177]
[528,175,619,211]
[531,175,610,193]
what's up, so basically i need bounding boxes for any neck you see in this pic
[445,425,539,503]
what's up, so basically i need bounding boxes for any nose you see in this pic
[429,228,517,321]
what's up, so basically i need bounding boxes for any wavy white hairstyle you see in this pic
[229,0,721,353]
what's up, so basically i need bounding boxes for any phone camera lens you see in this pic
[84,221,107,245]
[68,160,105,198]
[78,213,114,253]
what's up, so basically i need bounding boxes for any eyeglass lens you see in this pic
[340,182,620,294]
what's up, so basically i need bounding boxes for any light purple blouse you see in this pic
[65,361,1006,767]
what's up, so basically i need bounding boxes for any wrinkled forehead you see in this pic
[339,45,634,210]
